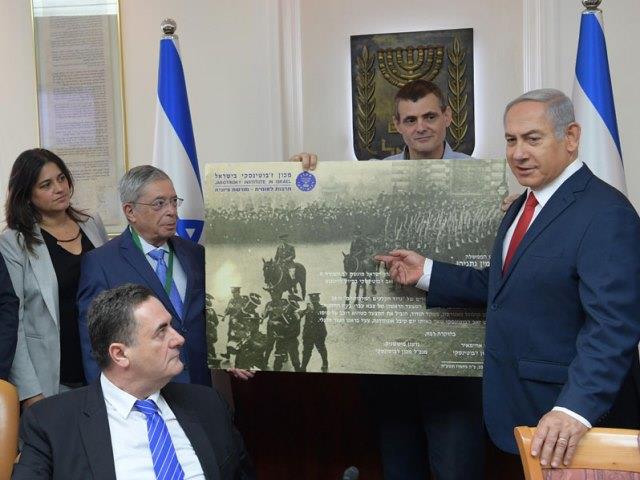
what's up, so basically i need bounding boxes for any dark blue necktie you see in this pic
[148,248,184,320]
[134,399,185,480]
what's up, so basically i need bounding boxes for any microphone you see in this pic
[342,466,359,480]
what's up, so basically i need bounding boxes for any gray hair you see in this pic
[118,165,171,203]
[88,284,155,369]
[503,88,575,139]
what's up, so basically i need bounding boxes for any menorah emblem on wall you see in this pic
[377,45,445,87]
[350,29,474,159]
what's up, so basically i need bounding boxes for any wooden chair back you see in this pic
[515,426,640,480]
[0,380,19,479]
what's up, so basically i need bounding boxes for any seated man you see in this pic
[13,284,255,480]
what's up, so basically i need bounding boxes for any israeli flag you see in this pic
[572,8,626,195]
[153,34,205,243]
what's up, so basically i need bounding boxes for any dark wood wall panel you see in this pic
[231,372,523,480]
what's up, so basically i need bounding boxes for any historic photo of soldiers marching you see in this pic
[204,159,506,376]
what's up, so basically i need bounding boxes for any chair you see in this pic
[515,425,640,480]
[0,379,19,480]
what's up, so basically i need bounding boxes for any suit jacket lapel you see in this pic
[24,219,103,327]
[170,237,194,320]
[119,228,178,317]
[27,225,59,325]
[78,382,117,480]
[162,386,221,480]
[496,165,591,293]
[489,192,525,299]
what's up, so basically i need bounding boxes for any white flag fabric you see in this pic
[572,8,626,195]
[153,35,205,243]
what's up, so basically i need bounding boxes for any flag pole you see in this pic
[161,17,177,36]
[581,0,601,10]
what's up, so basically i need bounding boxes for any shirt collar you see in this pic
[529,158,583,208]
[442,142,457,159]
[402,141,453,160]
[129,226,170,255]
[100,373,162,420]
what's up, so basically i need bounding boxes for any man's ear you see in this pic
[443,105,453,128]
[109,342,130,368]
[392,115,401,132]
[565,122,581,155]
[122,203,136,224]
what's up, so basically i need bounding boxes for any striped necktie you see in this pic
[134,399,185,480]
[148,248,184,320]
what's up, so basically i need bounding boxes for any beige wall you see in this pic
[0,2,38,183]
[0,0,638,209]
[119,0,286,167]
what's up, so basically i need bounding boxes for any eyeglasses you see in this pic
[133,197,183,211]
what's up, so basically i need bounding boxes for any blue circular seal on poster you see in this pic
[296,171,316,192]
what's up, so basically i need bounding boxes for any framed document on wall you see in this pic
[32,0,127,233]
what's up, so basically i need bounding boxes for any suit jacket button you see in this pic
[491,304,498,310]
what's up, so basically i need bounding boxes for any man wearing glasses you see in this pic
[77,165,210,387]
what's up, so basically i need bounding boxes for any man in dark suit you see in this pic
[13,283,254,480]
[78,165,210,386]
[0,254,18,380]
[377,89,640,469]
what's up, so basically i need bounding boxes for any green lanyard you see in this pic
[130,227,175,295]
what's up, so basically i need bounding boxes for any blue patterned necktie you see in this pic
[148,248,184,320]
[134,399,185,480]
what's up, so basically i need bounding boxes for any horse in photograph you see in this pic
[342,252,380,304]
[262,258,306,300]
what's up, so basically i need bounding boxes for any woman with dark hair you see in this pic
[0,148,108,408]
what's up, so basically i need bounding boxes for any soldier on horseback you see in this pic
[262,256,307,300]
[344,228,380,302]
[275,234,296,281]
[349,226,369,262]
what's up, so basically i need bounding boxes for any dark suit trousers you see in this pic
[361,375,485,480]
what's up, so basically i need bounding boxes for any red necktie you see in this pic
[503,192,538,274]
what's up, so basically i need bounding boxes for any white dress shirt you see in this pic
[101,374,205,479]
[417,159,591,427]
[136,231,187,302]
[500,159,584,265]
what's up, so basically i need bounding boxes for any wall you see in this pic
[0,1,38,185]
[0,1,285,189]
[0,0,638,210]
[119,0,285,167]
